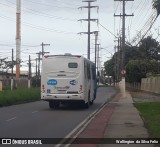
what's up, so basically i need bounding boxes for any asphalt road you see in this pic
[0,87,117,146]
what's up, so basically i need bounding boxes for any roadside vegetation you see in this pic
[0,88,40,107]
[130,91,160,139]
[134,102,160,138]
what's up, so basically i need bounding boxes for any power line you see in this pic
[1,1,77,21]
[0,13,77,35]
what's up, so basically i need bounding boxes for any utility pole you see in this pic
[36,52,41,79]
[114,0,134,97]
[28,55,31,88]
[11,49,14,80]
[11,48,14,90]
[16,0,21,79]
[114,37,121,86]
[79,0,98,60]
[114,45,117,86]
[117,37,120,83]
[40,42,50,57]
[36,58,37,77]
[94,31,98,70]
[114,0,134,75]
[97,44,100,72]
[36,51,50,79]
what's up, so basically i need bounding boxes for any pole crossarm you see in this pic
[40,42,50,56]
[82,0,97,2]
[114,0,134,73]
[78,19,98,22]
[79,6,99,9]
[114,14,134,17]
[78,31,98,35]
[78,0,98,60]
[114,0,134,2]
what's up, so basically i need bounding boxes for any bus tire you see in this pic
[88,91,93,105]
[84,92,90,108]
[49,101,54,109]
[49,101,60,109]
[90,100,93,105]
[84,101,89,109]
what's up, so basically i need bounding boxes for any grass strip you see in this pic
[134,102,160,138]
[0,88,40,107]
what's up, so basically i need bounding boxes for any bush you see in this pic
[0,88,40,107]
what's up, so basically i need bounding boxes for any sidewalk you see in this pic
[70,91,154,147]
[100,91,153,147]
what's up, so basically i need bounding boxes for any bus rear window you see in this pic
[68,63,78,68]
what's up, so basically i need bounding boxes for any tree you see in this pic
[126,60,146,83]
[104,59,114,77]
[139,36,160,60]
[126,59,160,83]
[125,45,140,65]
[0,58,16,73]
[153,0,160,16]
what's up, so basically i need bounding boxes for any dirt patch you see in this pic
[130,91,160,103]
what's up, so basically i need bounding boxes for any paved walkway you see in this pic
[100,91,153,147]
[70,91,154,147]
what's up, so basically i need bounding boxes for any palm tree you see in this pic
[153,0,160,16]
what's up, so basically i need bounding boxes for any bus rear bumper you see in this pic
[41,93,84,101]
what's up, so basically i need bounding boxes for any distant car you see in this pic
[105,82,109,86]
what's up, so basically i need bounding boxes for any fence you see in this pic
[2,79,28,89]
[126,76,160,94]
[141,77,160,94]
[126,82,141,90]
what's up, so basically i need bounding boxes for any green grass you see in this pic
[0,88,40,107]
[134,102,160,138]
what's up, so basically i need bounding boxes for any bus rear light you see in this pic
[76,56,81,58]
[79,85,83,92]
[42,84,45,92]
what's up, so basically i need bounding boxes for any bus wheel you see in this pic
[89,100,93,105]
[54,101,60,108]
[84,101,89,109]
[49,101,60,109]
[84,92,90,108]
[49,101,54,109]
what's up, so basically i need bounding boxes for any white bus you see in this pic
[41,54,97,109]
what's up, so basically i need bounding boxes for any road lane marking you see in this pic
[31,111,38,114]
[6,117,17,122]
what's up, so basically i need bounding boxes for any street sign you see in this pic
[121,70,126,75]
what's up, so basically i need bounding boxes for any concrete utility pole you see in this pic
[114,0,134,74]
[35,58,38,77]
[40,42,50,57]
[94,31,98,69]
[28,55,31,88]
[79,0,98,60]
[36,51,50,78]
[114,0,134,97]
[97,44,100,72]
[11,48,14,90]
[36,52,41,79]
[16,0,21,79]
[117,37,120,82]
[114,37,121,85]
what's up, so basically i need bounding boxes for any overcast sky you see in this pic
[0,0,159,72]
